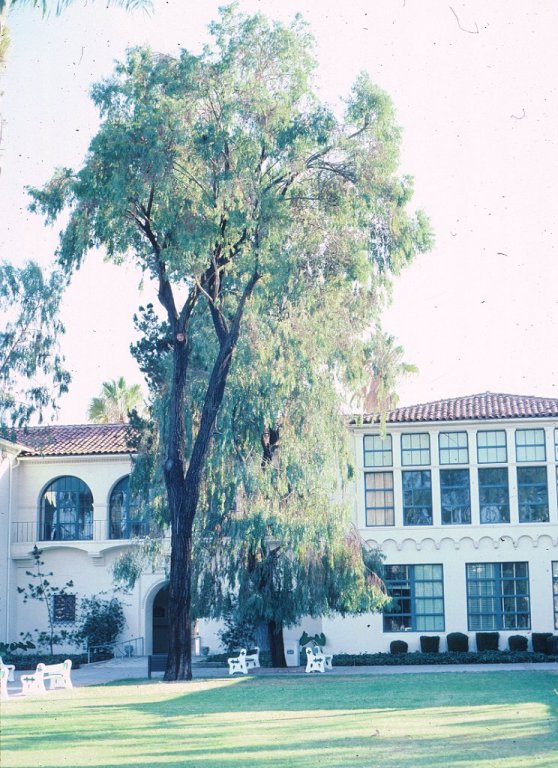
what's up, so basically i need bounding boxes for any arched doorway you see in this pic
[152,585,170,654]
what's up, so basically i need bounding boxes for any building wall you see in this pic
[348,419,558,654]
[5,415,558,658]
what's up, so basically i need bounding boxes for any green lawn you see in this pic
[2,672,558,768]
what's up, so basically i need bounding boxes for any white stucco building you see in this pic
[2,392,558,657]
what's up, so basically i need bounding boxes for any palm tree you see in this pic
[87,377,144,424]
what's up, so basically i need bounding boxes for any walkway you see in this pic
[5,656,558,694]
[64,657,558,686]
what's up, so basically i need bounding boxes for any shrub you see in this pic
[390,640,408,655]
[76,595,125,652]
[546,636,558,655]
[447,632,469,652]
[218,611,257,654]
[420,636,440,653]
[332,650,558,667]
[508,635,528,652]
[532,632,553,654]
[476,632,499,652]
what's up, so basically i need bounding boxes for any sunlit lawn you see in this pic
[2,672,558,768]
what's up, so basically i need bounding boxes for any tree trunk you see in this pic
[267,619,286,667]
[163,272,259,680]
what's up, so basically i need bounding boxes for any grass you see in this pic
[2,672,558,767]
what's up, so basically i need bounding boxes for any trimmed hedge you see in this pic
[420,636,440,653]
[390,640,408,655]
[476,632,499,652]
[508,635,528,652]
[332,650,558,667]
[532,633,553,654]
[547,636,558,655]
[447,632,469,652]
[2,653,87,670]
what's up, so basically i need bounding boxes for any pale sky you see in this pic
[1,0,557,422]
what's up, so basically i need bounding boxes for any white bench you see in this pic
[21,659,73,695]
[227,649,248,676]
[0,656,16,683]
[245,647,260,670]
[305,646,333,673]
[21,663,47,694]
[0,666,9,700]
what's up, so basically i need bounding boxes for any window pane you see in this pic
[364,434,393,468]
[365,471,394,526]
[477,431,507,463]
[440,468,471,524]
[401,433,431,466]
[517,466,549,522]
[478,468,509,523]
[402,470,432,525]
[439,432,469,465]
[383,564,444,632]
[466,562,530,630]
[515,428,546,462]
[40,476,94,541]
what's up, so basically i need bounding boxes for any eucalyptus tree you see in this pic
[29,6,432,679]
[0,260,69,430]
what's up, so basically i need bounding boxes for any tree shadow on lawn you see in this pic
[3,674,557,768]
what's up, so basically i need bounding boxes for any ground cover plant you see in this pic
[2,672,557,767]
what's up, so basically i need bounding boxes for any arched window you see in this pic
[41,476,93,541]
[109,476,146,539]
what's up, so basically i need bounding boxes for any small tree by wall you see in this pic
[17,546,75,656]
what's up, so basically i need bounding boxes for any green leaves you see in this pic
[0,260,69,429]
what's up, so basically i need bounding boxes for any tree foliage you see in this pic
[87,376,144,423]
[0,261,70,430]
[29,5,432,678]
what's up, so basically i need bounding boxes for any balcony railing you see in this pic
[11,520,154,544]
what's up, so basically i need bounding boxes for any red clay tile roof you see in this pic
[14,424,137,456]
[359,392,558,425]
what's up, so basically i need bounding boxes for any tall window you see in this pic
[401,433,430,466]
[466,562,530,630]
[439,432,468,465]
[40,476,93,541]
[477,430,507,463]
[517,467,549,522]
[402,470,432,525]
[553,562,558,630]
[515,429,546,462]
[478,467,509,523]
[554,430,558,462]
[364,472,394,526]
[363,435,393,467]
[440,469,471,524]
[109,476,147,539]
[383,564,444,632]
[53,594,76,623]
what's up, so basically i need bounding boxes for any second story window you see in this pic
[402,470,432,525]
[109,476,147,539]
[517,467,549,522]
[401,433,430,466]
[363,434,393,467]
[515,429,546,463]
[477,430,507,464]
[364,472,394,526]
[478,467,509,523]
[40,476,93,541]
[439,432,468,464]
[440,468,471,524]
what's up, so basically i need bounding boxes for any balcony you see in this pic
[11,519,154,545]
